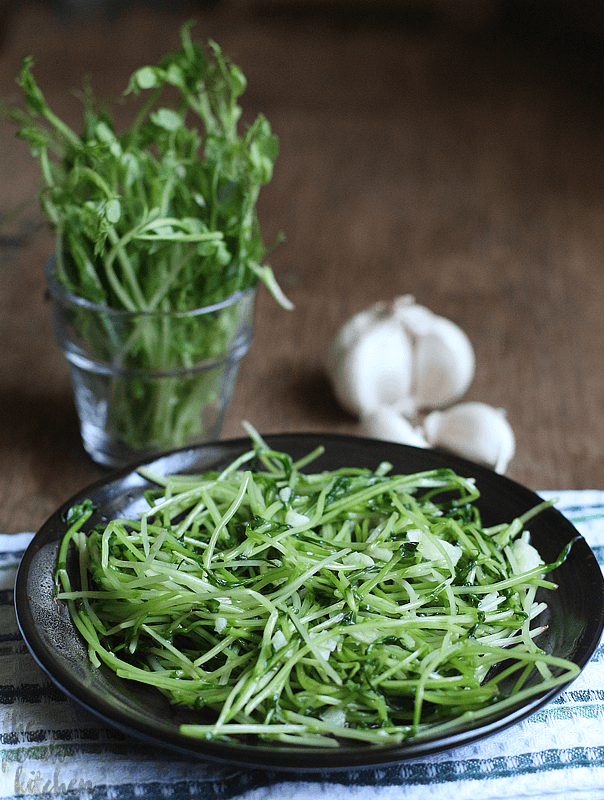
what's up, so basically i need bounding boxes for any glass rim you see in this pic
[45,254,256,318]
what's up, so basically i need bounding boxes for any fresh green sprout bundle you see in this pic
[3,24,290,452]
[56,430,578,747]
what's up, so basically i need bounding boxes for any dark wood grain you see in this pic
[1,0,603,535]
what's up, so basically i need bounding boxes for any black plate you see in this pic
[14,434,604,772]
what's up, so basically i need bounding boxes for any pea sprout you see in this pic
[56,430,579,747]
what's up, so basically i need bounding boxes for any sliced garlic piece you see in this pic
[285,509,311,526]
[511,537,543,574]
[406,528,462,566]
[360,406,429,448]
[423,401,515,474]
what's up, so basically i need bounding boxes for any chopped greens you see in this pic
[3,24,290,454]
[56,429,578,747]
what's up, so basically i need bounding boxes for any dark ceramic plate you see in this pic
[14,434,604,772]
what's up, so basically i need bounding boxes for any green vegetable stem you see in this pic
[3,23,291,456]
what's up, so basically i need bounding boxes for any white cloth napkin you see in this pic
[1,491,603,800]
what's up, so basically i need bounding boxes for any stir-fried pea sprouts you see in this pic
[56,430,579,747]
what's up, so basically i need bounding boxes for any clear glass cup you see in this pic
[46,257,256,468]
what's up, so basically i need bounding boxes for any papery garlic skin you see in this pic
[360,406,429,448]
[423,401,516,474]
[327,295,475,418]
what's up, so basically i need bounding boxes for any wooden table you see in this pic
[1,0,603,536]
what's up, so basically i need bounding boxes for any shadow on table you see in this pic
[0,387,105,525]
[280,367,358,434]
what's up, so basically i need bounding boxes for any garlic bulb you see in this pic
[360,406,429,448]
[327,302,414,417]
[328,297,516,474]
[423,402,516,474]
[327,295,475,417]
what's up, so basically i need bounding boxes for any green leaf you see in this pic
[134,66,159,90]
[150,107,182,131]
[16,56,46,116]
[95,120,116,143]
[105,198,121,223]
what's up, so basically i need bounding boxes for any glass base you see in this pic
[79,416,226,469]
[70,358,241,469]
[47,258,256,470]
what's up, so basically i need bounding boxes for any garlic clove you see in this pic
[423,401,515,473]
[410,319,475,410]
[393,298,476,411]
[327,300,386,416]
[392,294,438,336]
[360,406,429,448]
[328,315,414,417]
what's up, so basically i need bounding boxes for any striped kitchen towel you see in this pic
[1,491,603,800]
